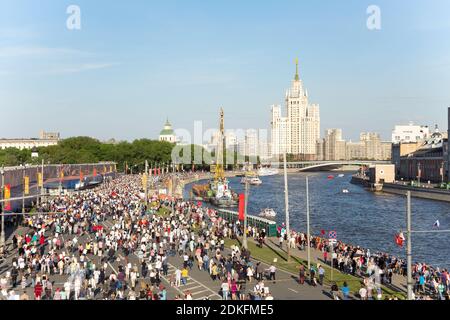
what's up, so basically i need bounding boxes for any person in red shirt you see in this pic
[323,249,328,264]
[34,282,43,300]
[39,235,45,246]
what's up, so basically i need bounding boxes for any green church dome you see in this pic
[160,119,174,135]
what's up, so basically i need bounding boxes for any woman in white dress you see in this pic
[246,266,253,282]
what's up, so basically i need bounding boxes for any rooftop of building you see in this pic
[0,138,59,141]
[160,119,175,135]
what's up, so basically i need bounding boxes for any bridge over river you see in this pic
[269,160,391,171]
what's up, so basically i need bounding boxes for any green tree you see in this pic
[0,136,177,172]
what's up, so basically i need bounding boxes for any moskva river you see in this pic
[186,172,450,269]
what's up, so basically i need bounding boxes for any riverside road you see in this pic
[0,213,330,300]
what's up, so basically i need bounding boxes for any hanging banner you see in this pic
[142,174,148,190]
[103,165,107,174]
[4,184,11,211]
[37,172,43,187]
[80,170,84,181]
[110,165,113,173]
[93,168,97,177]
[238,194,245,221]
[24,176,30,195]
[60,169,64,181]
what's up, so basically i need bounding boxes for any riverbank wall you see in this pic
[351,174,450,203]
[381,183,450,203]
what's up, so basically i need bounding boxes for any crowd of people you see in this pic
[273,227,449,300]
[0,173,275,300]
[1,170,448,301]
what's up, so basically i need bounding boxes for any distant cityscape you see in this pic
[134,60,450,185]
[1,61,449,185]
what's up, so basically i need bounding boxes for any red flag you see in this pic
[80,170,84,181]
[238,194,245,221]
[158,168,161,175]
[395,232,405,247]
[93,168,97,177]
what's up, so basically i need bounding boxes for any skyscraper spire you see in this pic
[295,58,299,81]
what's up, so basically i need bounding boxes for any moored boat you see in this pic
[241,176,263,185]
[259,208,277,219]
[257,167,279,176]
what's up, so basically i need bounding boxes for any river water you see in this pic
[185,172,450,269]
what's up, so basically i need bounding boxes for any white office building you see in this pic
[0,131,60,150]
[271,60,320,160]
[392,123,430,144]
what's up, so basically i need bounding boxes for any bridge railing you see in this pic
[217,209,278,237]
[267,160,391,169]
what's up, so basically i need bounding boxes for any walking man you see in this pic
[318,265,325,286]
[269,265,276,283]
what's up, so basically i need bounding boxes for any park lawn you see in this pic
[224,238,405,300]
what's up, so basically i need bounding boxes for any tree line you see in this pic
[0,137,254,172]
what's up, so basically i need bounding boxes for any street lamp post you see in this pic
[283,151,290,262]
[38,159,44,208]
[22,166,25,214]
[306,176,311,270]
[0,167,5,253]
[401,190,450,299]
[145,160,149,205]
[243,176,249,250]
[406,191,413,300]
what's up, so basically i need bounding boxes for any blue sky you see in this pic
[1,0,450,142]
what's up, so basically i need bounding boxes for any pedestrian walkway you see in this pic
[165,264,221,300]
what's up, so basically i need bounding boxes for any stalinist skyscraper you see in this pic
[271,59,320,160]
